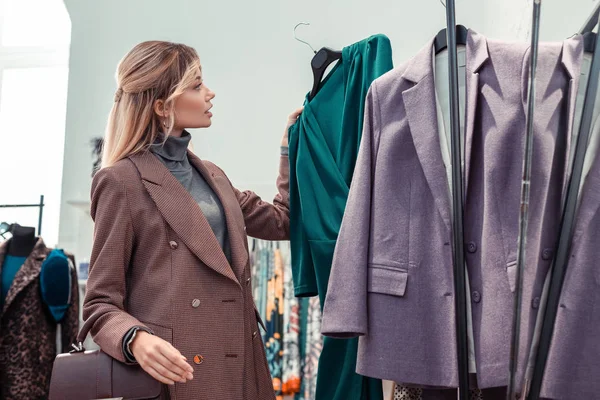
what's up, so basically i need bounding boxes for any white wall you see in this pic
[58,0,598,261]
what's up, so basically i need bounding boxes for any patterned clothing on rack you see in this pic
[282,248,301,395]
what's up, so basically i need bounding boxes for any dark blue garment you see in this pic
[1,255,26,309]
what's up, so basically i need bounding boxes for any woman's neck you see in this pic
[168,128,184,138]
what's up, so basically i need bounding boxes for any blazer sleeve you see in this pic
[81,167,152,364]
[227,155,290,241]
[321,82,380,338]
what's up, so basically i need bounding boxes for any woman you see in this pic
[81,41,302,400]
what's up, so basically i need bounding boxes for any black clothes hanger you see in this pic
[7,223,37,258]
[293,22,342,101]
[434,24,468,54]
[309,47,342,100]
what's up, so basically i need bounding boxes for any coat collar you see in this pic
[129,150,245,285]
[0,237,49,316]
[402,29,489,84]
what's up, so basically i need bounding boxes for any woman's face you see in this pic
[172,68,215,130]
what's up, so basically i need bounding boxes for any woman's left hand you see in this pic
[282,107,304,147]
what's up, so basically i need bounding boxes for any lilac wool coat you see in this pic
[321,30,584,392]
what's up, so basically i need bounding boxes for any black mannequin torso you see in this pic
[7,224,37,257]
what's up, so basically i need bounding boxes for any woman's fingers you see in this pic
[145,365,176,386]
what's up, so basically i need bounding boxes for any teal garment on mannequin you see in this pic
[289,34,393,400]
[1,255,26,310]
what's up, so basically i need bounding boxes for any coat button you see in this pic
[467,242,477,254]
[192,299,201,308]
[246,277,251,286]
[169,240,178,250]
[532,297,541,309]
[193,355,204,365]
[472,291,482,303]
[252,331,258,339]
[541,248,553,261]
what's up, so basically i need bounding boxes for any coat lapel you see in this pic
[1,238,48,317]
[464,30,490,196]
[129,151,239,286]
[188,152,249,279]
[402,40,452,231]
[561,35,585,198]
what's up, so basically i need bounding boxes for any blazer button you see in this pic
[169,240,178,250]
[532,297,541,309]
[246,277,251,286]
[252,331,258,339]
[541,248,553,261]
[193,355,204,365]
[192,299,201,308]
[472,291,482,303]
[467,242,478,254]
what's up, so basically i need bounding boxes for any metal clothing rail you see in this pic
[507,2,542,399]
[0,194,45,235]
[526,9,600,400]
[579,2,600,35]
[444,1,469,398]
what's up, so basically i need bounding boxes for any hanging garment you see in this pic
[303,296,323,400]
[538,46,600,400]
[507,37,586,397]
[265,248,285,398]
[0,238,79,400]
[289,33,393,400]
[320,30,582,390]
[282,248,301,395]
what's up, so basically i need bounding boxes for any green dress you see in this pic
[289,34,393,400]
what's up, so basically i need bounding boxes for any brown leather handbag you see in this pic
[49,328,162,400]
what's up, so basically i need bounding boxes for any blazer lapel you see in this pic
[464,30,490,196]
[561,35,585,197]
[1,238,48,317]
[129,151,239,286]
[402,40,452,231]
[188,152,249,279]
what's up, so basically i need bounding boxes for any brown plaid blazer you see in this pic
[81,150,290,400]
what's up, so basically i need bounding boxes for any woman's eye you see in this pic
[195,83,203,90]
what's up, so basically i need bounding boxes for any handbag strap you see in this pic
[71,316,96,353]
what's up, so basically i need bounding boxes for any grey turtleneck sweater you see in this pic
[150,131,231,261]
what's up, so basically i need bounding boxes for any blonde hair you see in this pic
[101,41,201,168]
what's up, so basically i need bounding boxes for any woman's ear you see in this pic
[153,99,170,118]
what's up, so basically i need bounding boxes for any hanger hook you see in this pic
[294,22,317,54]
[440,0,446,7]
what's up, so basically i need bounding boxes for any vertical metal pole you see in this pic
[527,16,600,400]
[38,194,44,236]
[445,1,469,398]
[507,2,542,399]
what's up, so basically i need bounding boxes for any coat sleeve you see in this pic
[81,167,152,363]
[61,254,80,352]
[225,155,290,241]
[321,82,381,338]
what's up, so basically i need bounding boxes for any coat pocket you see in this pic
[367,265,409,297]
